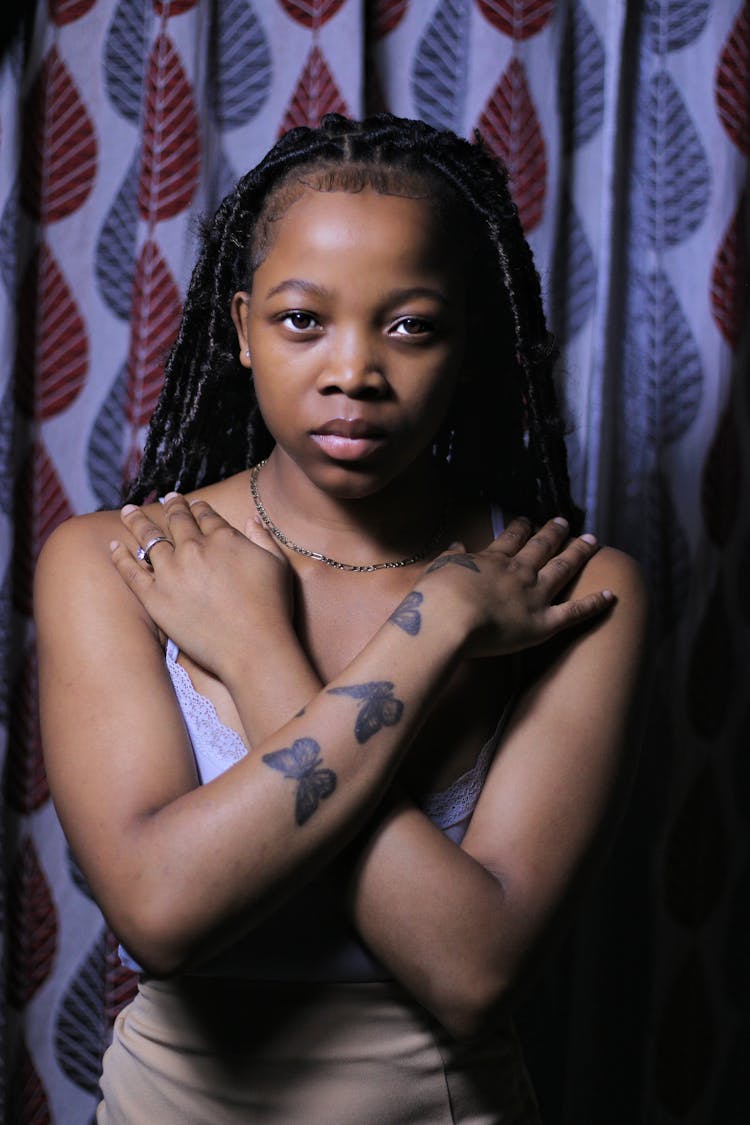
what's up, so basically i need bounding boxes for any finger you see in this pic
[187,498,233,533]
[486,516,533,556]
[536,532,600,595]
[541,587,616,635]
[160,492,204,543]
[120,504,174,564]
[513,517,570,566]
[110,539,155,594]
[244,516,289,563]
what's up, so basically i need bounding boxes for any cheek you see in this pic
[403,365,462,446]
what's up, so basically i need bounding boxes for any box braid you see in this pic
[126,113,580,529]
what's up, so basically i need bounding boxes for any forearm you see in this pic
[114,599,465,974]
[232,623,321,744]
[346,796,517,1037]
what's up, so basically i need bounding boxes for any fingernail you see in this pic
[164,491,180,500]
[553,517,568,528]
[602,589,615,602]
[581,533,597,545]
[109,540,120,552]
[121,504,136,515]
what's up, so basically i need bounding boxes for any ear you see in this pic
[230,291,252,368]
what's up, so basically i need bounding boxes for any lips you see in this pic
[312,418,386,439]
[310,419,387,461]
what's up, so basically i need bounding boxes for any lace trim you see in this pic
[418,656,520,831]
[418,721,502,831]
[166,646,247,776]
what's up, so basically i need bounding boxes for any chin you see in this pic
[315,463,392,500]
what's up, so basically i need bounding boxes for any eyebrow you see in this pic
[265,279,332,300]
[264,279,451,305]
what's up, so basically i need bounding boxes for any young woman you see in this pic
[35,114,647,1123]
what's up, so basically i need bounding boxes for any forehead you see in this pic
[252,187,465,287]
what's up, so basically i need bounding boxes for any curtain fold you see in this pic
[1,1,747,1120]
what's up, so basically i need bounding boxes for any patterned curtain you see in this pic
[0,1,746,1121]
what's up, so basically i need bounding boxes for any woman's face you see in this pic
[232,185,468,499]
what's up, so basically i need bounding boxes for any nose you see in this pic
[316,329,389,399]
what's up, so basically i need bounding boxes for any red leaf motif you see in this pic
[21,47,97,221]
[477,0,553,40]
[48,0,97,25]
[6,645,50,814]
[154,0,199,13]
[126,239,181,427]
[138,34,200,223]
[476,58,546,231]
[7,838,58,1007]
[105,930,138,1025]
[279,0,347,28]
[710,196,747,348]
[279,46,349,135]
[15,244,88,419]
[9,1038,52,1125]
[701,405,742,545]
[371,0,409,38]
[13,441,74,616]
[716,1,749,154]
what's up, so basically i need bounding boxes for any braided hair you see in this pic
[126,113,580,528]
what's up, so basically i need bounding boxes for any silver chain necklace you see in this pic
[249,460,446,573]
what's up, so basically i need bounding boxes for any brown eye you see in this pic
[393,317,432,336]
[282,311,318,331]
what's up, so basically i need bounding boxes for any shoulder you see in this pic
[518,544,649,704]
[582,543,644,585]
[186,471,252,529]
[573,545,648,617]
[575,544,649,646]
[36,510,125,596]
[35,509,163,641]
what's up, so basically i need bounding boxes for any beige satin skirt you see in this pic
[98,976,541,1124]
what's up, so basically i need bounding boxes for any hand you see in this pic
[418,516,614,658]
[110,493,293,678]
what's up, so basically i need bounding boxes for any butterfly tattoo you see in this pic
[327,681,405,744]
[262,738,337,826]
[426,553,480,574]
[388,590,423,636]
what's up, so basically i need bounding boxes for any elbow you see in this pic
[430,966,514,1041]
[114,924,187,980]
[111,899,202,979]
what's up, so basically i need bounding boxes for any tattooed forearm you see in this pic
[262,738,336,825]
[426,554,480,574]
[328,681,404,743]
[389,590,423,635]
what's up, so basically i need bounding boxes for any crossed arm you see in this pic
[35,493,647,1036]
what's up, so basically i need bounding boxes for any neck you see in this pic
[255,450,447,568]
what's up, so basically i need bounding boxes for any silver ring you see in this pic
[136,536,173,566]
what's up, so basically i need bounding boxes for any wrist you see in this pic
[411,574,478,659]
[218,622,315,697]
